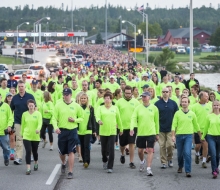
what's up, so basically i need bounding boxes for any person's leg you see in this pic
[202,140,208,164]
[166,132,174,164]
[68,152,74,173]
[138,148,144,161]
[176,135,184,170]
[9,133,15,158]
[216,136,220,170]
[40,122,47,141]
[0,135,10,162]
[158,132,167,165]
[84,134,91,165]
[206,135,217,172]
[147,148,154,168]
[31,141,39,165]
[194,133,201,164]
[100,136,108,164]
[23,140,32,170]
[129,144,135,163]
[14,124,23,161]
[47,124,53,146]
[107,135,116,170]
[183,135,193,174]
[78,135,84,162]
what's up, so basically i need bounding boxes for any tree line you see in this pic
[0,5,219,38]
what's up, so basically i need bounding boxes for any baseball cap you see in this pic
[32,79,38,85]
[8,72,14,77]
[217,84,220,87]
[142,73,149,77]
[110,75,115,79]
[6,92,13,97]
[174,72,181,77]
[140,92,151,97]
[63,88,72,95]
[141,84,149,89]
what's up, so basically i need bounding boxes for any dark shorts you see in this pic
[58,128,77,155]
[194,133,201,144]
[136,135,156,149]
[119,128,137,147]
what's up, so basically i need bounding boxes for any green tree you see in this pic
[95,33,103,44]
[193,40,199,48]
[156,48,175,66]
[210,27,220,50]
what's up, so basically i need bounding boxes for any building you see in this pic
[85,32,134,45]
[157,27,211,46]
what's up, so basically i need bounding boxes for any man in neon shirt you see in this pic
[214,84,220,101]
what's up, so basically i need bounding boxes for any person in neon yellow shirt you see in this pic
[21,99,42,175]
[0,78,9,101]
[159,75,172,96]
[147,87,159,104]
[189,84,199,105]
[29,80,43,107]
[171,75,185,93]
[96,92,123,173]
[201,100,220,179]
[214,84,220,101]
[47,81,58,105]
[172,97,200,177]
[130,91,159,176]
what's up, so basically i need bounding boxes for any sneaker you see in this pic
[120,155,125,164]
[103,162,107,170]
[161,164,167,169]
[79,156,83,163]
[206,156,211,163]
[129,162,136,169]
[42,141,48,148]
[34,164,38,171]
[168,160,173,167]
[61,164,66,174]
[215,168,219,174]
[107,169,113,173]
[115,145,119,150]
[177,168,182,173]
[147,168,153,176]
[26,169,31,175]
[213,171,218,179]
[202,162,207,168]
[10,154,15,160]
[4,159,9,166]
[186,173,191,177]
[139,160,145,172]
[14,158,22,165]
[50,146,53,151]
[67,172,73,179]
[125,148,129,155]
[195,155,200,164]
[83,162,89,168]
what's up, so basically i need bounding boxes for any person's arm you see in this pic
[130,107,138,132]
[116,107,123,133]
[95,106,102,124]
[201,116,209,140]
[10,96,15,111]
[51,105,59,130]
[90,107,96,134]
[154,106,160,135]
[20,113,25,137]
[7,105,14,128]
[36,112,43,132]
[74,105,84,123]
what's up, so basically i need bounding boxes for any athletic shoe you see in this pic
[115,145,119,150]
[125,148,129,155]
[213,171,218,179]
[168,160,173,167]
[146,168,153,176]
[83,162,89,168]
[107,169,113,173]
[14,158,22,165]
[50,146,53,151]
[215,168,219,174]
[34,164,38,171]
[139,160,145,172]
[161,164,167,169]
[42,141,48,148]
[120,155,125,164]
[129,162,136,169]
[10,154,14,160]
[177,168,182,173]
[61,164,66,174]
[67,172,73,179]
[195,155,200,164]
[103,162,107,170]
[186,173,191,177]
[202,162,207,168]
[79,156,83,163]
[4,159,9,166]
[26,170,31,175]
[206,156,211,163]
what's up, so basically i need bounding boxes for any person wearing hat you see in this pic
[0,78,9,101]
[130,91,159,176]
[214,84,220,101]
[171,74,186,94]
[29,79,43,107]
[106,76,120,93]
[7,73,18,89]
[138,73,155,94]
[0,93,14,167]
[52,88,84,179]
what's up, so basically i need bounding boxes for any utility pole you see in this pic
[105,0,107,45]
[190,0,193,73]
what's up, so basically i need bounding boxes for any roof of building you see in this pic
[85,32,133,41]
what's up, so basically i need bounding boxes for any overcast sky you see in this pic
[1,0,219,9]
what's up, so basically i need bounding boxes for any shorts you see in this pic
[58,128,77,155]
[194,133,201,144]
[136,135,156,149]
[119,128,137,147]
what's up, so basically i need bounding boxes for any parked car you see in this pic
[45,62,60,74]
[46,55,60,64]
[49,44,56,51]
[94,60,112,66]
[60,58,73,69]
[175,46,186,54]
[14,69,38,83]
[0,64,9,73]
[74,54,83,62]
[28,64,50,78]
[56,49,65,56]
[15,49,24,55]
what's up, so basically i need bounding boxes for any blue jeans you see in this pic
[0,135,10,160]
[206,135,220,172]
[176,134,192,173]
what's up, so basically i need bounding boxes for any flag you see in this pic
[137,5,144,12]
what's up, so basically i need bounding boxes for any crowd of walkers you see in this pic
[0,45,220,179]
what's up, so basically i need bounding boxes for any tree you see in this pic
[210,27,220,50]
[156,48,175,66]
[95,33,103,44]
[193,40,199,48]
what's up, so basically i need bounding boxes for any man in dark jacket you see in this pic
[185,73,199,90]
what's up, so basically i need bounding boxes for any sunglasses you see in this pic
[162,91,169,93]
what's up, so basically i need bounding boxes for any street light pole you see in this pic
[190,0,194,73]
[105,0,107,45]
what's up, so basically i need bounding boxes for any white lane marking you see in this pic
[46,164,61,185]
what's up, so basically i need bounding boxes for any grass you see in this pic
[0,56,22,64]
[135,51,220,63]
